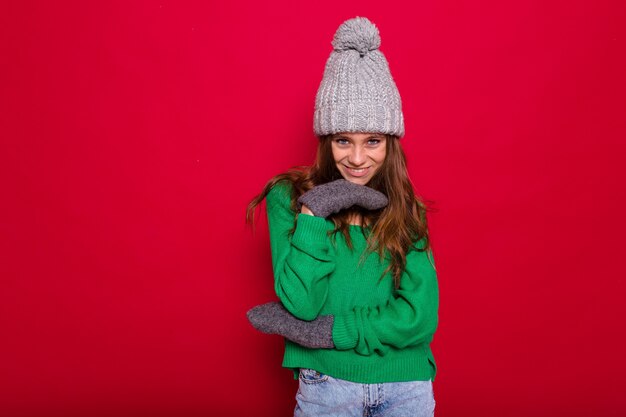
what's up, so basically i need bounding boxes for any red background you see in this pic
[1,1,625,416]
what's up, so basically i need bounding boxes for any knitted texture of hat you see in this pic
[313,16,405,138]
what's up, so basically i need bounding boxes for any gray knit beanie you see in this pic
[313,16,405,138]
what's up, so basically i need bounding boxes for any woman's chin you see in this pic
[342,177,369,186]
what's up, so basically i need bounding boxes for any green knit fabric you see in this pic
[266,181,439,383]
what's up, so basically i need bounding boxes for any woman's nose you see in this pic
[348,147,365,165]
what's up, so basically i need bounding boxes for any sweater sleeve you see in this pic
[266,182,336,321]
[331,238,439,356]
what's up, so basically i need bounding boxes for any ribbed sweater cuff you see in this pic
[292,213,331,245]
[332,313,358,350]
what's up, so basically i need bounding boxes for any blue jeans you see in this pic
[294,368,436,417]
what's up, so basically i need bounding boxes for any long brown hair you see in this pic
[245,134,436,289]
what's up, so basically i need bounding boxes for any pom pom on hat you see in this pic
[331,16,381,56]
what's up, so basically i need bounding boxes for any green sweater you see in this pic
[266,181,439,383]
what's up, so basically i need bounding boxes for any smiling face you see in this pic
[330,132,387,185]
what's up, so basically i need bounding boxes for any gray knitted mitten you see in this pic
[297,179,388,218]
[246,301,335,349]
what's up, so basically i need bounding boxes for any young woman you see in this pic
[245,16,439,417]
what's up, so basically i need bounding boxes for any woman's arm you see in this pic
[266,182,336,321]
[332,239,439,356]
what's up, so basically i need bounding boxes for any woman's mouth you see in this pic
[344,165,370,177]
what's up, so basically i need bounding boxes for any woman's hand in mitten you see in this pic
[246,301,335,349]
[297,179,388,218]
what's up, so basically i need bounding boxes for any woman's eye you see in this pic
[335,139,349,145]
[368,139,381,145]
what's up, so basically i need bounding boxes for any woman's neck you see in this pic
[347,212,365,226]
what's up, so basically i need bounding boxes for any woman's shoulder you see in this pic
[266,179,295,209]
